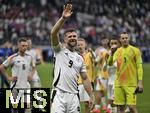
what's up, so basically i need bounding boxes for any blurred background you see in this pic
[0,0,149,62]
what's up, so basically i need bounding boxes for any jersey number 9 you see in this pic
[68,60,73,68]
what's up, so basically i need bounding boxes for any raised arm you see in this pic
[50,4,73,46]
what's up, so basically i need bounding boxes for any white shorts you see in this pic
[78,84,90,102]
[108,74,115,85]
[107,84,114,100]
[95,76,108,91]
[51,88,80,113]
[30,79,41,88]
[30,71,41,88]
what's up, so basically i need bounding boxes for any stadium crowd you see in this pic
[0,0,150,62]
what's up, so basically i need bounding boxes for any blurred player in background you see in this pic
[26,38,46,112]
[50,4,94,113]
[92,37,109,113]
[108,32,144,113]
[105,35,121,113]
[0,38,35,113]
[77,38,96,113]
[26,38,42,88]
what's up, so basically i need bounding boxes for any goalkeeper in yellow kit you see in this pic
[108,32,144,113]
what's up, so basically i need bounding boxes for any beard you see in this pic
[67,39,77,48]
[122,41,129,46]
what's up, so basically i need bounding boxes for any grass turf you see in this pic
[33,63,150,113]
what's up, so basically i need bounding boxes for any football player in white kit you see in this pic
[50,4,94,113]
[0,38,35,113]
[26,38,47,112]
[26,38,42,88]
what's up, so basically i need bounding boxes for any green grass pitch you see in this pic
[38,63,150,113]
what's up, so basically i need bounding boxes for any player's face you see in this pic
[110,40,120,48]
[101,38,109,47]
[27,39,32,50]
[120,33,129,47]
[65,32,78,48]
[18,41,28,53]
[77,40,86,53]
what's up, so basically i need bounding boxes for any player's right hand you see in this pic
[8,76,17,81]
[110,45,118,55]
[62,4,73,19]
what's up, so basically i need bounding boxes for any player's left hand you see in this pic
[135,80,144,94]
[138,80,144,93]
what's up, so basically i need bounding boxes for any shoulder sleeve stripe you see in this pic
[25,53,32,57]
[9,53,19,59]
[53,69,61,87]
[8,53,19,65]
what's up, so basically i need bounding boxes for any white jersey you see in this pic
[52,44,86,94]
[26,49,41,63]
[108,62,117,85]
[26,49,41,80]
[3,53,35,88]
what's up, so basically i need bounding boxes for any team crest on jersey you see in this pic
[76,57,81,62]
[17,60,20,63]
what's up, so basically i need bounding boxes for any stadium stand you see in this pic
[0,0,149,62]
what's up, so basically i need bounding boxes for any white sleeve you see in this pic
[31,57,36,68]
[2,57,13,68]
[80,58,87,73]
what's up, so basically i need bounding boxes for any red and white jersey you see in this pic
[52,43,86,94]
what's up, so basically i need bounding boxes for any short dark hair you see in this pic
[110,35,121,45]
[121,32,128,34]
[120,32,128,37]
[64,28,77,36]
[18,38,27,43]
[110,35,119,41]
